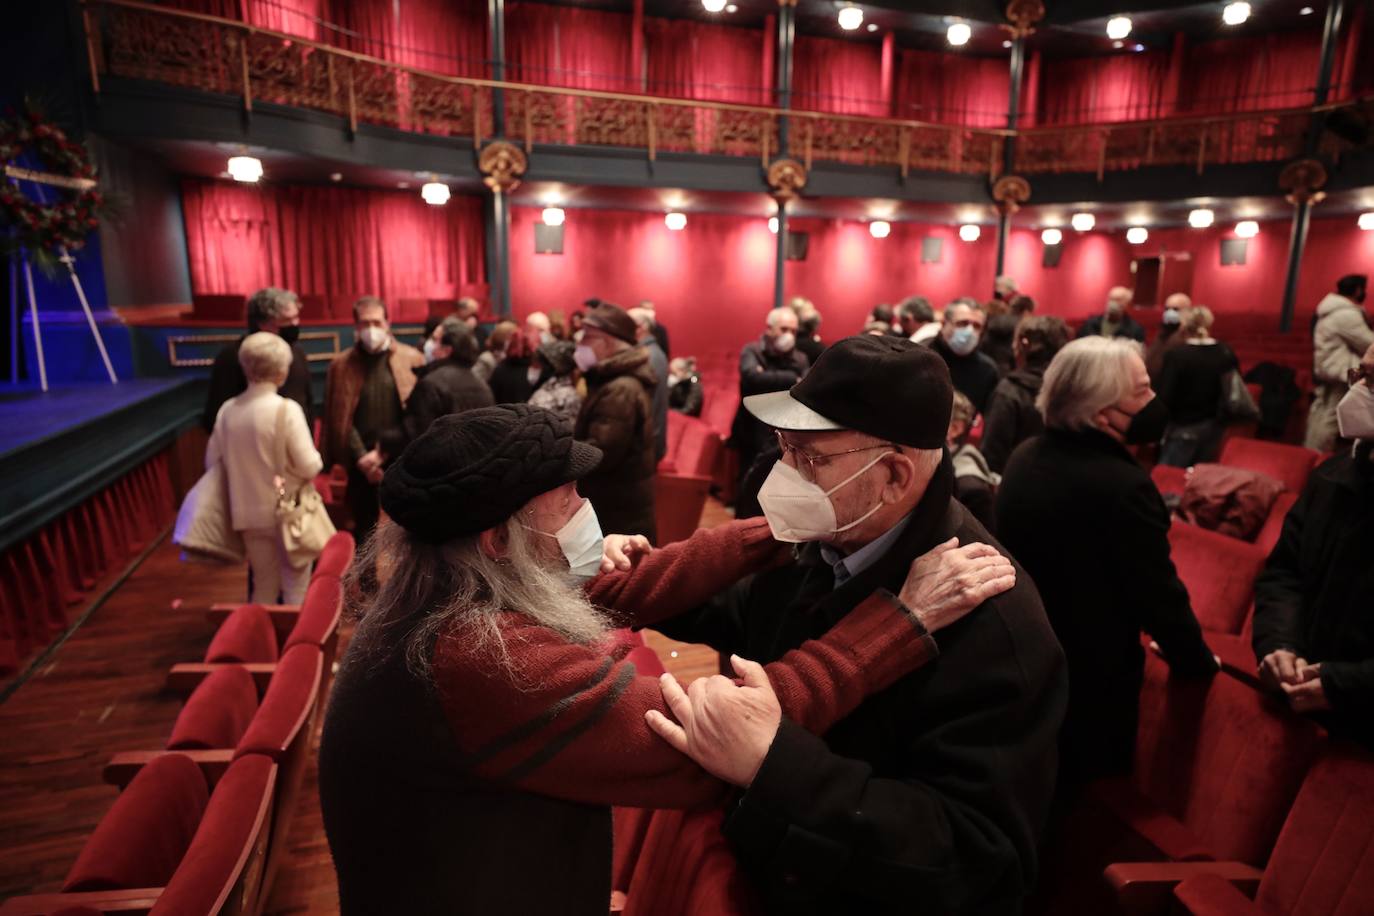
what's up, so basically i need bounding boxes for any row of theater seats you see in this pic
[0,533,356,916]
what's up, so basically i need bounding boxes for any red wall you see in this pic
[509,206,1373,361]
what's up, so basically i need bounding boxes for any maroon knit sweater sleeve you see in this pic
[431,543,938,810]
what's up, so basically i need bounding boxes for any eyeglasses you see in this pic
[774,431,892,483]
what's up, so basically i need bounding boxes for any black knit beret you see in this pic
[379,404,602,543]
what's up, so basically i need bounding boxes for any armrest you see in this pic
[1106,861,1263,916]
[206,604,301,630]
[103,749,235,789]
[0,887,163,915]
[166,663,277,694]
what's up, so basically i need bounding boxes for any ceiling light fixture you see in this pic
[1002,39,1012,48]
[329,172,343,182]
[1222,2,1251,26]
[1071,212,1096,232]
[1107,16,1132,40]
[665,212,687,231]
[867,23,879,32]
[838,4,863,30]
[959,224,981,242]
[1041,228,1063,246]
[1360,212,1374,231]
[226,155,263,183]
[1234,219,1259,238]
[768,216,779,234]
[1133,43,1146,52]
[1126,227,1149,244]
[701,0,726,12]
[1299,6,1314,15]
[726,2,738,11]
[869,220,891,239]
[1188,208,1215,228]
[541,207,565,227]
[421,181,450,205]
[1113,40,1124,48]
[947,22,972,46]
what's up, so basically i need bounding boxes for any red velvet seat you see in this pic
[148,754,277,916]
[1168,522,1267,635]
[313,531,355,580]
[1151,464,1188,499]
[234,644,322,762]
[204,605,279,665]
[657,415,722,545]
[1253,491,1297,557]
[281,575,343,653]
[63,754,209,893]
[1218,439,1320,494]
[167,665,259,751]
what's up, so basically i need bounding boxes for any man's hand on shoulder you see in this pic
[898,537,1016,633]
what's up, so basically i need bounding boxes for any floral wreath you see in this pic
[0,102,103,262]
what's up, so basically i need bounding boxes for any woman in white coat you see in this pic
[206,332,324,603]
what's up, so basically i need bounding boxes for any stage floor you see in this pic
[0,378,191,457]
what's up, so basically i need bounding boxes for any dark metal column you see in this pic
[1279,0,1345,332]
[995,36,1026,277]
[775,0,795,154]
[485,191,512,317]
[773,204,787,311]
[489,0,507,137]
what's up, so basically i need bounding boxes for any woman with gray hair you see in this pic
[995,336,1216,791]
[205,331,324,603]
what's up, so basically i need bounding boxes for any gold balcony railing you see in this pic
[81,0,1369,181]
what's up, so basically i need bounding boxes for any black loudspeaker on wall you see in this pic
[535,223,564,254]
[1220,239,1248,266]
[1042,243,1063,268]
[786,231,809,261]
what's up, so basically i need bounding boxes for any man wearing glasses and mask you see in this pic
[648,335,1068,915]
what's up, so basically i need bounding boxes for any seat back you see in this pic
[1219,438,1320,494]
[168,665,259,751]
[1168,521,1267,635]
[282,575,343,653]
[204,605,280,664]
[1151,464,1188,499]
[1254,491,1299,557]
[675,417,722,479]
[63,754,209,893]
[1133,656,1323,866]
[313,531,355,580]
[1257,746,1374,916]
[149,755,277,916]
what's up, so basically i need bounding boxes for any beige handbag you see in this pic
[273,400,336,567]
[174,460,245,564]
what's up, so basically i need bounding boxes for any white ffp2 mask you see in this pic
[756,451,890,543]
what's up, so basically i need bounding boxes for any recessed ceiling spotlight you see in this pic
[959,224,981,242]
[838,4,863,30]
[726,3,738,11]
[1359,212,1374,231]
[1188,208,1215,228]
[421,182,450,206]
[701,0,726,12]
[1071,212,1096,232]
[541,207,565,227]
[226,155,262,183]
[1107,16,1132,40]
[1041,228,1063,245]
[947,21,972,46]
[1113,40,1124,49]
[768,216,779,234]
[1222,2,1251,26]
[665,212,687,231]
[397,181,410,189]
[1133,43,1146,52]
[1234,220,1259,238]
[1002,39,1012,48]
[869,220,891,239]
[329,171,343,182]
[1126,227,1149,244]
[1299,6,1314,14]
[867,23,879,32]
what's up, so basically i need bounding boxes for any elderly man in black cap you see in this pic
[647,335,1068,915]
[573,302,660,540]
[319,402,1015,916]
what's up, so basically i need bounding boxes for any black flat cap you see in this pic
[380,404,602,543]
[744,335,953,449]
[581,303,638,344]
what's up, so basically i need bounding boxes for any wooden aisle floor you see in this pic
[0,498,734,913]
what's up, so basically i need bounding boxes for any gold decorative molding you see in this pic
[168,330,340,368]
[991,174,1031,214]
[1002,0,1046,40]
[478,140,528,193]
[765,158,807,204]
[1278,158,1328,205]
[776,0,798,7]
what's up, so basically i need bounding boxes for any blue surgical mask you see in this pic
[948,326,980,356]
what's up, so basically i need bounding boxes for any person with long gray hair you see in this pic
[318,402,1013,915]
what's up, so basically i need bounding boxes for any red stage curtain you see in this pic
[181,181,486,316]
[894,49,1009,126]
[792,36,885,117]
[156,0,324,39]
[0,453,176,676]
[1180,31,1322,113]
[327,0,487,77]
[1032,49,1174,125]
[506,2,636,91]
[644,18,766,104]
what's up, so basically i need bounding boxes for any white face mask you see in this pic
[771,331,796,353]
[358,326,389,354]
[423,339,438,364]
[527,366,543,387]
[757,451,890,543]
[574,344,598,372]
[523,498,605,583]
[1337,382,1374,440]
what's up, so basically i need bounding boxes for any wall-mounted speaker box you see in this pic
[1042,243,1063,268]
[535,223,564,254]
[786,231,809,261]
[921,236,943,264]
[1220,239,1248,266]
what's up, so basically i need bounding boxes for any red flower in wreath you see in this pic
[0,103,102,258]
